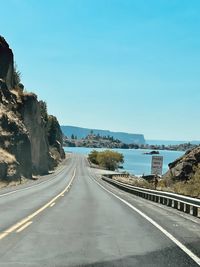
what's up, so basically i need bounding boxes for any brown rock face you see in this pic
[0,37,14,89]
[164,146,200,181]
[21,94,50,175]
[0,36,65,181]
[0,84,32,179]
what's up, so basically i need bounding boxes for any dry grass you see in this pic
[0,106,27,133]
[10,88,23,102]
[172,171,200,198]
[113,175,154,189]
[0,149,16,164]
[112,173,200,198]
[50,147,62,162]
[159,166,200,198]
[0,176,27,189]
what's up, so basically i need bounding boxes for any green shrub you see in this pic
[88,150,124,171]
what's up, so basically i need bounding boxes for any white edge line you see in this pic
[16,221,32,233]
[92,177,200,266]
[0,158,74,198]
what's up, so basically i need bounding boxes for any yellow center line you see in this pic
[16,221,32,233]
[0,168,76,240]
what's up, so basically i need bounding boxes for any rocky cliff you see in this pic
[0,36,65,181]
[164,146,200,181]
[0,37,15,90]
[162,146,200,197]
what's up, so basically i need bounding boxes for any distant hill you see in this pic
[61,126,145,144]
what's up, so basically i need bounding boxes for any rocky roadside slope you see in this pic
[162,146,200,197]
[164,146,200,181]
[0,36,65,181]
[107,146,200,198]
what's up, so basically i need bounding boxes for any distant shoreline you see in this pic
[63,144,193,152]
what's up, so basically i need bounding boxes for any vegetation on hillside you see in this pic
[88,150,124,171]
[158,169,200,198]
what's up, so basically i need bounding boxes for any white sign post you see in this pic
[151,156,163,176]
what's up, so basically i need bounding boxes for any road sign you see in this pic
[151,156,163,175]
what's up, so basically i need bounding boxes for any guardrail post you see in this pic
[180,202,184,212]
[192,206,198,217]
[174,200,178,209]
[185,204,190,214]
[167,199,172,207]
[163,198,167,205]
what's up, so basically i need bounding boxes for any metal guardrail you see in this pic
[102,176,200,218]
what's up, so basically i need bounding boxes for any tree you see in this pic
[88,150,124,171]
[46,115,62,146]
[88,150,98,165]
[13,63,21,86]
[39,100,48,123]
[96,150,124,171]
[71,134,75,140]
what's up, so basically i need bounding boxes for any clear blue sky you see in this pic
[1,0,200,140]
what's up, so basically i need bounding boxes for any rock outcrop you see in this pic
[0,37,14,90]
[20,94,50,175]
[164,146,200,181]
[0,36,65,181]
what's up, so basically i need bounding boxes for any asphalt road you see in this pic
[0,154,199,266]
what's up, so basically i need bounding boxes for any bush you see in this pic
[88,150,99,165]
[88,150,124,171]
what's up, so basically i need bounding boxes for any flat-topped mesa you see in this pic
[0,36,14,90]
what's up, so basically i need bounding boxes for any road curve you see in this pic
[0,154,199,266]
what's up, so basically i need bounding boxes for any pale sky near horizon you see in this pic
[1,0,200,141]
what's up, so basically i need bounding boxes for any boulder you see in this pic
[164,146,200,181]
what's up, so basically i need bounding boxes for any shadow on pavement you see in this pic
[67,245,199,267]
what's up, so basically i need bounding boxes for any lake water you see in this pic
[64,147,184,176]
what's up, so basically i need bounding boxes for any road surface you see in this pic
[0,154,199,266]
